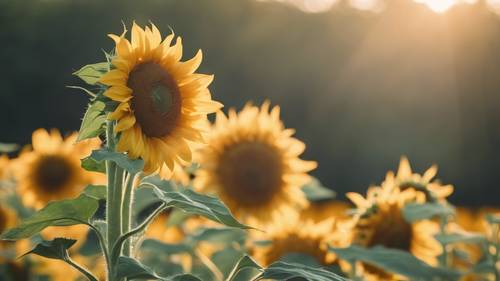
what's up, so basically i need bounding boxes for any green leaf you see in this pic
[83,185,107,201]
[402,202,455,223]
[226,255,262,281]
[257,261,348,281]
[139,174,178,191]
[189,227,247,244]
[153,188,250,229]
[73,62,109,85]
[0,143,19,153]
[140,239,193,255]
[22,238,76,260]
[435,233,487,245]
[301,177,336,202]
[81,155,106,173]
[167,274,203,281]
[91,149,144,174]
[77,100,107,142]
[1,194,98,240]
[329,245,460,281]
[485,213,500,224]
[115,256,162,280]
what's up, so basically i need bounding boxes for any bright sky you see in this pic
[260,0,500,14]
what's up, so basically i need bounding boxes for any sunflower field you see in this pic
[0,19,499,281]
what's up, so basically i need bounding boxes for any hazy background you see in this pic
[1,0,499,205]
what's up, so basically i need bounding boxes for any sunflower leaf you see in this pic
[402,202,455,223]
[21,238,76,260]
[166,274,203,281]
[435,232,488,245]
[152,187,251,229]
[90,149,144,174]
[226,255,262,281]
[115,256,162,280]
[301,177,336,202]
[73,62,109,85]
[140,239,193,255]
[0,194,98,240]
[78,100,107,142]
[256,261,348,281]
[329,245,460,281]
[81,154,106,173]
[83,184,107,201]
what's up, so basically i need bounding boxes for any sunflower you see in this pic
[251,212,341,266]
[390,156,453,202]
[0,206,32,281]
[346,184,441,280]
[194,102,316,223]
[12,128,102,209]
[0,154,11,180]
[145,210,185,244]
[100,22,222,175]
[300,200,352,223]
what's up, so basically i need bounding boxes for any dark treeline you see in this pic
[1,0,499,205]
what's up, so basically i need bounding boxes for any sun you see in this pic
[415,0,457,13]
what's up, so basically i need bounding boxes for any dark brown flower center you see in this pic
[216,141,283,207]
[268,235,330,266]
[34,155,73,192]
[366,206,413,251]
[128,62,182,138]
[0,207,7,234]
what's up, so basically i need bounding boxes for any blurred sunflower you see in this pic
[0,205,32,281]
[12,128,102,209]
[346,184,441,280]
[390,156,453,202]
[194,102,316,223]
[300,200,352,223]
[0,154,11,180]
[450,207,500,279]
[100,22,222,175]
[145,209,185,244]
[251,214,340,266]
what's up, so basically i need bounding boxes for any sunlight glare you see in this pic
[349,0,385,12]
[414,0,457,13]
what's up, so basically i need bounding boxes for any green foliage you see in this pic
[226,255,262,281]
[91,149,144,174]
[83,184,107,200]
[435,233,488,245]
[73,62,109,85]
[301,177,336,202]
[77,100,107,142]
[115,256,163,280]
[257,261,348,281]
[330,245,460,281]
[402,202,455,223]
[141,239,193,255]
[81,154,107,173]
[0,194,98,240]
[21,238,76,260]
[153,187,251,229]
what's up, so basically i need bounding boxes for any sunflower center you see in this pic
[128,62,182,138]
[366,206,413,251]
[34,155,73,192]
[217,141,283,207]
[271,235,329,266]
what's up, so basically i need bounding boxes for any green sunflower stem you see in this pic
[438,214,449,269]
[105,120,125,281]
[122,172,137,258]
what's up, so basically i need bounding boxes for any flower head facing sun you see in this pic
[12,128,102,209]
[0,154,11,180]
[251,216,340,266]
[100,22,222,175]
[346,184,441,280]
[194,102,316,223]
[390,156,453,203]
